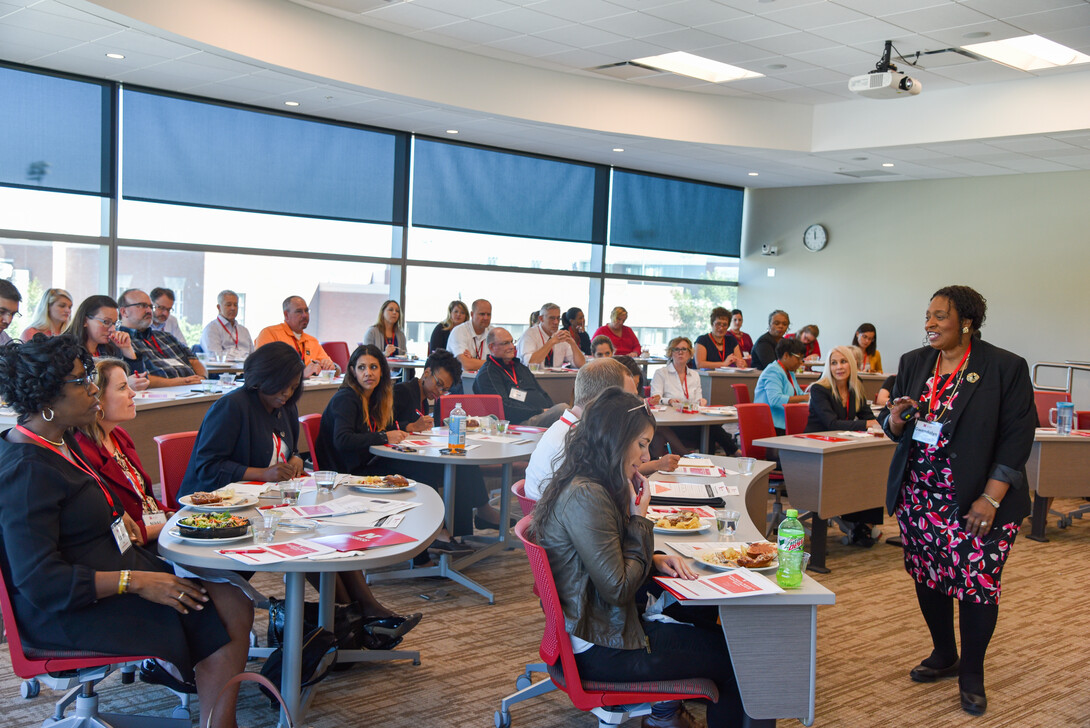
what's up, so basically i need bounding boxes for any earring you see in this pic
[42,407,54,422]
[962,327,969,334]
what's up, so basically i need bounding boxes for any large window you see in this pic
[407,227,595,272]
[603,277,738,355]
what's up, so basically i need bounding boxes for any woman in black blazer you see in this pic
[880,286,1034,717]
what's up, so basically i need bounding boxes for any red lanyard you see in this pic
[489,355,519,387]
[559,415,577,428]
[778,361,800,394]
[284,326,307,361]
[110,433,156,509]
[862,353,869,372]
[272,432,286,463]
[16,426,120,518]
[217,317,239,347]
[711,335,727,361]
[146,333,166,357]
[385,334,397,348]
[676,366,690,400]
[474,338,485,359]
[928,343,972,415]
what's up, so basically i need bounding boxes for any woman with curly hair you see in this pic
[0,335,249,728]
[882,286,1035,716]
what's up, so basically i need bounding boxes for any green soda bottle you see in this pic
[776,509,805,589]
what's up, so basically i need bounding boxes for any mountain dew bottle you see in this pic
[776,509,805,589]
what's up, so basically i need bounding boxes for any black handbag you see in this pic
[267,598,400,652]
[258,626,337,710]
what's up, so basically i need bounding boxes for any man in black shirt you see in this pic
[751,309,791,370]
[472,328,566,426]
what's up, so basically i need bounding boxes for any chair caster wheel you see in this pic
[21,678,40,699]
[494,710,512,728]
[413,658,421,666]
[172,707,191,720]
[515,674,532,690]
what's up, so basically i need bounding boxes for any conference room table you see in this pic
[752,431,895,573]
[1026,428,1090,541]
[652,454,835,726]
[461,368,577,406]
[366,429,542,603]
[157,484,444,726]
[653,405,737,453]
[700,369,888,406]
[0,377,344,493]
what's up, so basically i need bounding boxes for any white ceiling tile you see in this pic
[173,81,275,105]
[30,0,125,29]
[697,41,781,64]
[959,0,1087,22]
[786,43,875,66]
[0,25,83,55]
[177,51,265,73]
[637,25,737,50]
[635,72,711,88]
[920,20,1025,47]
[929,60,1028,83]
[484,33,574,57]
[761,2,871,30]
[410,0,512,19]
[203,70,318,94]
[1,6,119,42]
[363,2,464,30]
[425,19,521,44]
[718,0,828,12]
[604,0,690,10]
[834,0,951,15]
[986,136,1081,153]
[475,6,572,33]
[1038,26,1090,53]
[880,4,993,34]
[699,15,799,42]
[585,11,684,38]
[536,23,628,47]
[531,0,631,23]
[995,157,1078,173]
[538,46,620,67]
[584,37,673,58]
[812,18,917,45]
[746,30,840,55]
[98,28,204,59]
[647,1,748,27]
[1006,5,1090,34]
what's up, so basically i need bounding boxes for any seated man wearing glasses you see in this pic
[0,279,21,346]
[254,295,339,376]
[472,328,566,427]
[148,286,186,344]
[118,288,206,388]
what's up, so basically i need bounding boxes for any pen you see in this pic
[666,443,673,454]
[220,549,267,554]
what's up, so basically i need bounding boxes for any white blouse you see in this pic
[651,362,703,403]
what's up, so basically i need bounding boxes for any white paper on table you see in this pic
[672,465,724,477]
[648,506,716,519]
[228,482,275,498]
[710,482,740,498]
[467,434,531,444]
[654,569,783,600]
[698,406,736,416]
[666,541,735,558]
[307,550,363,560]
[837,431,874,438]
[678,457,715,467]
[649,481,719,499]
[216,538,335,565]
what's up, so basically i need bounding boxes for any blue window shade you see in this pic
[122,90,406,224]
[0,65,110,195]
[610,170,742,257]
[412,139,607,244]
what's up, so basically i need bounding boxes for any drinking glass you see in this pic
[313,470,337,494]
[497,419,510,434]
[736,457,755,475]
[715,509,739,541]
[257,512,282,544]
[280,480,301,505]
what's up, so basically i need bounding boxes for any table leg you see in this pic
[807,517,830,574]
[318,572,335,629]
[700,425,710,454]
[1027,492,1051,542]
[280,572,305,727]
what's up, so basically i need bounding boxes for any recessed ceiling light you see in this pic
[882,163,895,167]
[446,129,459,134]
[284,101,300,107]
[962,34,1090,71]
[963,31,990,39]
[631,51,763,83]
[748,172,759,176]
[613,148,624,152]
[105,53,125,59]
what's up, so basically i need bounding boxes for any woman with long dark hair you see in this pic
[71,294,149,391]
[851,322,883,373]
[561,307,592,356]
[531,388,744,728]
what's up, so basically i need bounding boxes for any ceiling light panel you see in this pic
[632,51,764,82]
[962,34,1090,71]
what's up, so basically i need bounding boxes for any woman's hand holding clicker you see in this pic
[886,397,918,435]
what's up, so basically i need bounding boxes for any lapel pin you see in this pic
[966,372,980,383]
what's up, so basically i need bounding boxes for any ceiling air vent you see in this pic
[585,62,664,80]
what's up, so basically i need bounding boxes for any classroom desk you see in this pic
[366,431,541,603]
[462,369,577,407]
[700,370,889,406]
[652,454,835,726]
[158,485,444,726]
[653,407,737,453]
[752,432,895,573]
[0,378,343,493]
[1026,428,1090,541]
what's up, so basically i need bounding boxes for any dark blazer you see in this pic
[472,355,553,424]
[74,427,167,541]
[316,386,389,475]
[428,323,451,355]
[878,339,1035,524]
[179,387,299,497]
[392,380,439,431]
[806,384,874,432]
[751,332,778,370]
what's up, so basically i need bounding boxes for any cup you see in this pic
[218,373,236,386]
[1050,402,1075,436]
[257,511,282,544]
[313,470,337,494]
[802,552,812,573]
[715,509,740,541]
[641,346,650,358]
[280,480,301,505]
[319,369,336,382]
[736,457,755,475]
[196,351,208,363]
[497,419,510,434]
[530,362,543,373]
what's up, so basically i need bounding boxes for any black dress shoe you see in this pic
[473,513,516,531]
[428,538,474,554]
[909,658,960,683]
[363,612,423,640]
[139,659,197,694]
[960,687,987,715]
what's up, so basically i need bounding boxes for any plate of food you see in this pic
[178,487,258,512]
[171,512,252,543]
[698,542,778,571]
[652,510,713,534]
[343,474,417,493]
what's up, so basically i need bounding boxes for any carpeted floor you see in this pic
[2,498,1088,727]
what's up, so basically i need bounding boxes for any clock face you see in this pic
[803,224,828,252]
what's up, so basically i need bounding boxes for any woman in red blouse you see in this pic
[591,306,641,356]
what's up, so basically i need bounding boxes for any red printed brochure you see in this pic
[311,528,417,552]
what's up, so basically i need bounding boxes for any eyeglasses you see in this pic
[121,302,151,310]
[673,348,692,354]
[427,372,452,396]
[627,400,653,416]
[64,371,98,392]
[153,304,173,314]
[86,315,116,329]
[0,308,19,320]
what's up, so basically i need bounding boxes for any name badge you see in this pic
[143,511,167,527]
[912,419,942,446]
[159,357,184,367]
[111,517,133,554]
[509,388,527,402]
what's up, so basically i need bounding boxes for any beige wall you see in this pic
[739,169,1090,401]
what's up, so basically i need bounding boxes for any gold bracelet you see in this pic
[981,493,1001,509]
[118,570,131,595]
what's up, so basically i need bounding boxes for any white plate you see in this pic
[698,543,778,572]
[168,527,253,545]
[653,521,713,534]
[342,476,418,494]
[178,495,259,512]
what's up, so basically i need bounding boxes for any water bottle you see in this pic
[776,509,805,589]
[448,402,467,452]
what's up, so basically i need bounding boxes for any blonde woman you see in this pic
[429,300,468,354]
[364,299,406,358]
[20,287,72,340]
[591,306,641,356]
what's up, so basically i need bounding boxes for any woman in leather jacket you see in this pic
[530,387,745,728]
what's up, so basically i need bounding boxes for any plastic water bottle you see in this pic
[448,402,467,452]
[776,509,805,589]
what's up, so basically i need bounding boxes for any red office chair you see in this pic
[321,341,350,373]
[512,479,537,518]
[734,403,789,537]
[784,402,809,435]
[731,383,751,405]
[438,394,505,421]
[152,431,198,510]
[1033,391,1069,428]
[496,517,718,728]
[0,567,190,726]
[299,413,322,470]
[1077,411,1090,430]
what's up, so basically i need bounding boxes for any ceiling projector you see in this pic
[849,40,922,99]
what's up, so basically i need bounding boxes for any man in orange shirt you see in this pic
[254,295,339,375]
